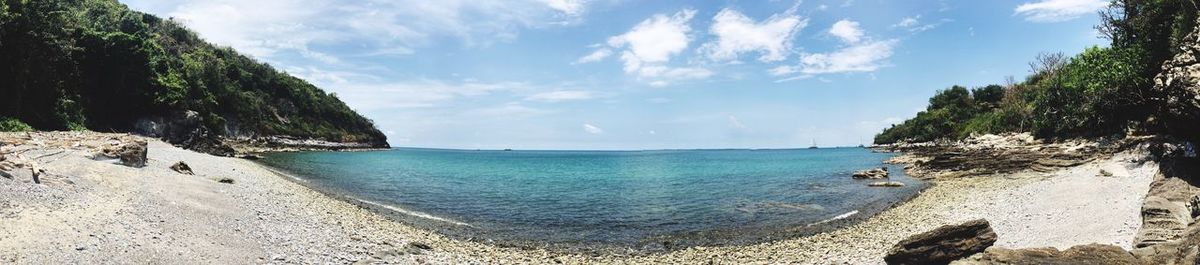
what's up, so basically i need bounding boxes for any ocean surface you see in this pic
[259,147,924,250]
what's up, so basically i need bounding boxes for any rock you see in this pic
[236,154,264,160]
[1134,196,1192,248]
[1100,169,1113,177]
[1154,19,1200,142]
[217,177,235,184]
[1132,219,1200,265]
[407,241,432,251]
[1189,194,1200,219]
[869,181,906,187]
[957,244,1139,265]
[100,139,148,168]
[853,167,889,179]
[170,161,194,175]
[885,219,997,265]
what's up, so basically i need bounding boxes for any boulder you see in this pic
[869,181,906,187]
[885,219,996,265]
[100,139,147,168]
[1154,21,1200,142]
[217,177,234,184]
[170,161,194,175]
[1134,196,1192,248]
[854,167,889,179]
[957,244,1139,265]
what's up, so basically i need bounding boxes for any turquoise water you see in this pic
[259,148,922,250]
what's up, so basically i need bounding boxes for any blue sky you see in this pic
[123,0,1108,150]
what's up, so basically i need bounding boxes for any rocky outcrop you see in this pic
[956,244,1140,265]
[853,167,889,179]
[877,133,1108,179]
[885,219,997,265]
[99,139,147,168]
[1153,25,1200,142]
[1134,196,1193,247]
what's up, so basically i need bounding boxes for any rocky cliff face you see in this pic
[1153,23,1200,142]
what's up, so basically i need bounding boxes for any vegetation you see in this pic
[0,117,33,132]
[0,0,386,144]
[875,0,1197,144]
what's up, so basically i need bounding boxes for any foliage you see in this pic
[0,0,385,144]
[875,0,1191,144]
[0,117,33,132]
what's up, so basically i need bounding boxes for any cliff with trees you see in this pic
[875,0,1199,145]
[0,0,388,154]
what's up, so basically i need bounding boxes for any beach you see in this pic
[0,132,1160,264]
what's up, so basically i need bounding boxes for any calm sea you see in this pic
[259,147,923,250]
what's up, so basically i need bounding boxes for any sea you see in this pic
[258,147,924,251]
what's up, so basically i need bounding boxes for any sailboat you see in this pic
[808,139,818,149]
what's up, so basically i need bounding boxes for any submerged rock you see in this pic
[853,167,889,179]
[869,181,905,187]
[170,161,194,175]
[885,219,996,265]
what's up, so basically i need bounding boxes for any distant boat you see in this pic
[504,148,513,151]
[808,139,818,149]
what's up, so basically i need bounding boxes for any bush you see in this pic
[0,117,34,132]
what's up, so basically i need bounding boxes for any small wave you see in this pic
[354,198,474,227]
[807,210,859,227]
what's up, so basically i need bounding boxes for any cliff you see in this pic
[0,0,388,155]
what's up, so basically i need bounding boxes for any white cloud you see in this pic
[728,115,747,129]
[608,9,695,68]
[1014,0,1107,22]
[525,90,595,102]
[829,19,864,43]
[540,0,587,16]
[574,48,612,64]
[891,16,948,33]
[583,123,604,134]
[773,39,899,77]
[466,103,552,119]
[601,9,712,85]
[894,16,920,28]
[699,8,807,62]
[124,0,589,62]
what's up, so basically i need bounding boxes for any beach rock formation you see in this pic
[885,219,996,265]
[955,244,1139,265]
[170,161,194,175]
[99,139,148,168]
[1153,26,1200,142]
[869,181,905,187]
[1134,196,1193,247]
[876,133,1104,179]
[853,167,889,179]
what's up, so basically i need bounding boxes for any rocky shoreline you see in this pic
[0,131,1185,264]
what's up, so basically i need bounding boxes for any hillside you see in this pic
[875,0,1199,145]
[0,0,388,154]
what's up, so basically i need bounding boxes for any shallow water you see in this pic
[259,148,923,249]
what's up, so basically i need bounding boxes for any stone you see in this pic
[170,161,194,175]
[869,181,906,187]
[100,139,148,168]
[853,167,889,179]
[217,177,234,184]
[884,219,997,265]
[957,244,1139,265]
[408,241,433,251]
[1134,196,1192,248]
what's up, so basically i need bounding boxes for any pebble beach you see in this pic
[0,132,1157,264]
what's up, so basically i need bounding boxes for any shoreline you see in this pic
[0,132,1160,263]
[253,151,932,255]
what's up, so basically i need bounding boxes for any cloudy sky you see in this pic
[124,0,1107,150]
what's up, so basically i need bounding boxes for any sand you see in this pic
[0,132,1159,264]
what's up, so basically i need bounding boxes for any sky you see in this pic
[122,0,1109,150]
